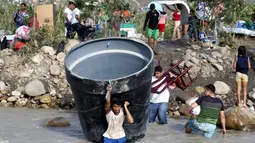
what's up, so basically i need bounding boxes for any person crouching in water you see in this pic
[103,85,134,143]
[185,84,226,138]
[149,66,175,124]
[233,46,251,107]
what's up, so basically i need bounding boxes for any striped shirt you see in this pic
[196,96,224,125]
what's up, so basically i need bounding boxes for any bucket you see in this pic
[64,38,154,142]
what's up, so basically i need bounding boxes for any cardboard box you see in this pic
[36,4,56,27]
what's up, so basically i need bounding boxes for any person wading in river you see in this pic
[103,85,134,143]
[185,84,226,138]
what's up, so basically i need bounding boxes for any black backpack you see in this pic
[0,36,8,50]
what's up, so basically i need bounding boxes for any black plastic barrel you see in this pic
[64,38,154,143]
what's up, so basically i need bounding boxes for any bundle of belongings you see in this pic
[10,26,30,51]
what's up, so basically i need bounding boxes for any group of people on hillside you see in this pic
[11,3,39,51]
[143,4,183,55]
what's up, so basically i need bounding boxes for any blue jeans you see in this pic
[104,137,126,143]
[187,119,216,138]
[148,102,168,124]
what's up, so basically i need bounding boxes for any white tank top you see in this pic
[103,109,125,139]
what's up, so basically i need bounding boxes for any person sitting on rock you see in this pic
[233,46,251,107]
[185,84,226,138]
[103,85,134,143]
[149,65,175,124]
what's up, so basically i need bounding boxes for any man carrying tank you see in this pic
[103,85,134,143]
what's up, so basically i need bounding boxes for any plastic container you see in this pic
[64,38,154,143]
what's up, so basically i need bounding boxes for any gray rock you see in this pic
[220,46,230,56]
[32,54,44,64]
[249,89,255,102]
[208,57,217,63]
[0,81,6,91]
[41,46,54,54]
[186,49,192,55]
[191,52,197,57]
[218,59,224,64]
[20,72,31,78]
[214,81,230,95]
[46,117,71,127]
[15,87,25,93]
[7,96,17,102]
[0,49,13,57]
[191,45,201,50]
[1,100,7,103]
[65,39,79,53]
[50,65,61,76]
[11,91,21,97]
[200,53,208,59]
[40,95,51,104]
[185,61,194,68]
[16,98,28,107]
[25,79,48,97]
[0,58,4,66]
[247,99,254,107]
[212,63,224,71]
[211,51,222,58]
[56,52,66,63]
[190,57,200,65]
[184,54,192,62]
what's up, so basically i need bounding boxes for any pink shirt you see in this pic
[158,14,168,24]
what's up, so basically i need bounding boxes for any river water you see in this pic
[0,107,254,143]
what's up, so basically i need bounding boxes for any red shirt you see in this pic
[173,11,181,21]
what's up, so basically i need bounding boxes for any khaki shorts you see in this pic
[236,72,248,82]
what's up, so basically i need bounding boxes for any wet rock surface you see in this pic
[46,117,71,127]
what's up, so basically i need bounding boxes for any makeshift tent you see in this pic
[223,20,255,37]
[156,0,190,25]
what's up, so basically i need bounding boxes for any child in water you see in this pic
[233,46,251,107]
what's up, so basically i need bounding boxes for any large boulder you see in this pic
[64,39,80,53]
[225,107,255,131]
[25,79,48,97]
[46,117,71,127]
[214,81,230,95]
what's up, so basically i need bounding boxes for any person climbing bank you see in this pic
[233,46,251,107]
[185,84,226,138]
[103,85,134,143]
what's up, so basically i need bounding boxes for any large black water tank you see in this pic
[64,38,154,143]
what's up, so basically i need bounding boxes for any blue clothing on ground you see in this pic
[187,119,216,138]
[149,102,168,124]
[104,137,126,143]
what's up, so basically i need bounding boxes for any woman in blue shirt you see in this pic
[233,46,251,107]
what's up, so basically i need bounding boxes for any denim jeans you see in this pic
[149,102,168,124]
[104,137,126,143]
[188,119,216,138]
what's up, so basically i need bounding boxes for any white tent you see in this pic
[156,0,190,25]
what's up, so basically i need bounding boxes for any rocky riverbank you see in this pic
[0,39,80,109]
